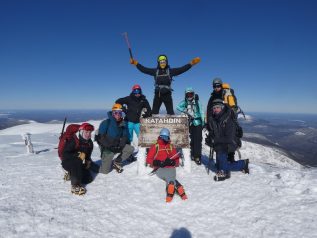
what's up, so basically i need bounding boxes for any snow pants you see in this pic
[62,159,92,186]
[156,167,176,185]
[189,124,202,159]
[152,91,174,115]
[127,121,140,142]
[99,144,134,174]
[216,151,245,173]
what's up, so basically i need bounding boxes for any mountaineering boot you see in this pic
[71,185,86,195]
[194,157,201,165]
[113,161,123,173]
[214,170,230,182]
[166,182,175,203]
[63,171,70,181]
[175,180,188,200]
[242,159,249,174]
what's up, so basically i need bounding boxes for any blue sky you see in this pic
[0,0,316,114]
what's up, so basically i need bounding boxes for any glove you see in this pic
[130,58,138,65]
[153,160,164,168]
[78,152,86,161]
[110,146,122,153]
[85,160,91,169]
[190,57,201,66]
[205,136,214,147]
[164,158,176,167]
[142,113,151,118]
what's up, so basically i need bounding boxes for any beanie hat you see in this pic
[212,99,224,109]
[213,78,223,86]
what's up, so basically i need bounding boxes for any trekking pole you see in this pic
[207,147,214,175]
[60,117,67,139]
[122,32,134,59]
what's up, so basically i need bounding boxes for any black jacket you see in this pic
[208,105,236,153]
[116,94,152,123]
[62,136,93,162]
[136,63,192,87]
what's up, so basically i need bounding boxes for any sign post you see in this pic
[137,115,191,175]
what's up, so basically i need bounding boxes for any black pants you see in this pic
[62,159,92,185]
[152,91,174,115]
[189,124,202,158]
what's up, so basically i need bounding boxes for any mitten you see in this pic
[164,158,176,166]
[78,152,86,161]
[130,58,138,65]
[190,57,201,66]
[153,160,164,168]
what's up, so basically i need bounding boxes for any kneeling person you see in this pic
[98,103,134,174]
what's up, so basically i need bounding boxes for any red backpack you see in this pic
[58,124,81,160]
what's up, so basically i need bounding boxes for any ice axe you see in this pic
[148,151,181,176]
[122,32,134,59]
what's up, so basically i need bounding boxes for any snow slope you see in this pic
[0,121,317,238]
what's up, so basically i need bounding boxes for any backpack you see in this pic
[58,124,81,160]
[222,83,237,108]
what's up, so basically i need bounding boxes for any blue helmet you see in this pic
[159,128,170,141]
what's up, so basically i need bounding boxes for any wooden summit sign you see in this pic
[139,115,189,148]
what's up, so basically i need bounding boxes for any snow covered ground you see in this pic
[0,121,317,238]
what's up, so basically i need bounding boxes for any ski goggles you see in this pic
[213,84,222,89]
[112,110,123,117]
[186,92,194,98]
[132,89,141,94]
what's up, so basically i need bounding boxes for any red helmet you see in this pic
[132,84,141,91]
[79,122,94,131]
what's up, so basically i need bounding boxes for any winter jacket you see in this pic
[146,138,180,169]
[206,90,224,121]
[207,105,236,153]
[98,111,129,152]
[136,63,192,93]
[116,94,152,123]
[62,136,93,162]
[177,97,205,126]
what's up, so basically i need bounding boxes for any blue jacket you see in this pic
[177,97,205,126]
[98,111,129,150]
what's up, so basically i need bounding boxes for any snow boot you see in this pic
[166,182,175,203]
[194,157,201,165]
[126,155,137,163]
[175,180,187,200]
[214,170,230,182]
[113,161,123,173]
[242,159,249,174]
[63,171,70,181]
[71,185,86,195]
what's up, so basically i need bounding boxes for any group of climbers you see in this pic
[59,53,249,200]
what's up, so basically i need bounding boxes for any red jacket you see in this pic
[146,137,180,168]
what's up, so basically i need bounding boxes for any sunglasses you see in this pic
[112,110,123,116]
[186,92,194,98]
[213,84,222,89]
[132,89,141,94]
[160,135,170,141]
